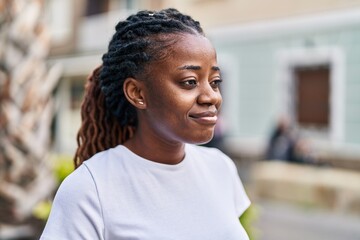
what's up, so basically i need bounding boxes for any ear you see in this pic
[123,77,147,109]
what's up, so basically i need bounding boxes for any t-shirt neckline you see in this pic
[116,144,191,171]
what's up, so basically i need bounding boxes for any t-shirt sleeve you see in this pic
[40,165,105,240]
[221,153,251,217]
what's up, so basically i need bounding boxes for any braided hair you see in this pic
[74,8,204,167]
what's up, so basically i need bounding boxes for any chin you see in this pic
[187,134,214,145]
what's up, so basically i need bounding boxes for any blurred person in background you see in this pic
[265,115,316,164]
[40,8,250,239]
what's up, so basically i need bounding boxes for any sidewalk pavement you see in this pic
[254,200,360,240]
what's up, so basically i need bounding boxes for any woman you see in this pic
[41,8,250,239]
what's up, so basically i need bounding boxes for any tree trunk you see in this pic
[0,0,60,238]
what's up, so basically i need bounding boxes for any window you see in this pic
[277,47,344,142]
[85,0,110,16]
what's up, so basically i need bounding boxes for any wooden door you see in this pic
[294,65,330,128]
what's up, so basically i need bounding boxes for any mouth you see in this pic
[189,111,218,125]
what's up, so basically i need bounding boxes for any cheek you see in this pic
[152,89,194,111]
[151,91,174,108]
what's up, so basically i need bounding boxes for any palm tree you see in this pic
[0,0,60,238]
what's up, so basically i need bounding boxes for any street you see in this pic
[254,200,360,240]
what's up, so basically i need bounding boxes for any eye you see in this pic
[181,79,198,88]
[210,78,223,89]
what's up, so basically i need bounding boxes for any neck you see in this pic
[123,127,186,165]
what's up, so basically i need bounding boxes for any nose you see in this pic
[197,83,222,107]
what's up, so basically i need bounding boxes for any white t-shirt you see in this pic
[41,144,250,240]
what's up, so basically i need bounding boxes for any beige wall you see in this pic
[157,0,360,29]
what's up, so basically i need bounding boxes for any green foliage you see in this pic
[32,200,52,221]
[240,204,259,240]
[32,155,74,221]
[53,154,75,184]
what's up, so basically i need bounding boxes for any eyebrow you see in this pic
[178,65,220,71]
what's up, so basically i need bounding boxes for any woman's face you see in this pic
[140,33,222,145]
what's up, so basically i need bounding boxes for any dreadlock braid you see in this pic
[74,8,204,168]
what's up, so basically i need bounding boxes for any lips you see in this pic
[189,111,218,125]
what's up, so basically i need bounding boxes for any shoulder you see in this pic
[81,145,128,175]
[58,145,127,197]
[41,161,105,239]
[55,163,97,203]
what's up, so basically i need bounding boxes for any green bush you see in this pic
[240,204,259,240]
[53,154,74,184]
[33,154,74,220]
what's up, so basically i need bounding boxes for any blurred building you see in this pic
[48,0,360,167]
[205,2,360,168]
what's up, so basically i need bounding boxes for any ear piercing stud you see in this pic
[138,101,144,105]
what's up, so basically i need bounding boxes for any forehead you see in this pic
[144,33,217,70]
[166,33,216,62]
[141,33,218,84]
